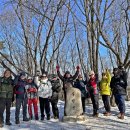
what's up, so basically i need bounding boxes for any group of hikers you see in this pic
[0,64,128,127]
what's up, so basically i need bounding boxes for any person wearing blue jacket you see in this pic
[14,72,29,124]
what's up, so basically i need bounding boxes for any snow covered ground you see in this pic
[1,100,130,130]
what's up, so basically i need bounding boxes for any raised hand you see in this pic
[56,65,60,71]
[76,66,80,71]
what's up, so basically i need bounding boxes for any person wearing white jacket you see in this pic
[35,73,52,120]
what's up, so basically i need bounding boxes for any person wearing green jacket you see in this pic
[99,69,111,116]
[0,69,14,127]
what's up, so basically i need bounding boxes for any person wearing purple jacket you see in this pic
[14,72,29,124]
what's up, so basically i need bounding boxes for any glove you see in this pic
[56,65,60,71]
[76,66,80,71]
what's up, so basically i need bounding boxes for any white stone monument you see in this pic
[63,83,85,122]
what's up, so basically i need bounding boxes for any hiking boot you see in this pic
[117,113,124,120]
[104,112,111,116]
[15,120,20,124]
[29,115,33,120]
[6,122,12,126]
[23,118,29,121]
[54,116,59,119]
[0,123,3,128]
[41,117,44,121]
[93,113,99,117]
[47,116,50,120]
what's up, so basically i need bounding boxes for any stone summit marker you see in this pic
[63,83,85,122]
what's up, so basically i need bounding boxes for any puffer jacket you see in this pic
[110,71,127,95]
[34,77,52,98]
[99,70,111,95]
[14,76,28,99]
[25,83,38,99]
[51,79,61,102]
[0,76,14,98]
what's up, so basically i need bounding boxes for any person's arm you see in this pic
[55,81,62,92]
[106,69,111,83]
[34,76,40,87]
[121,70,127,87]
[56,66,64,81]
[48,81,52,97]
[110,77,114,90]
[72,66,80,80]
[0,77,2,86]
[84,72,89,85]
[13,75,19,86]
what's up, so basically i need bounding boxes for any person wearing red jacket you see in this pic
[86,71,99,117]
[25,77,39,120]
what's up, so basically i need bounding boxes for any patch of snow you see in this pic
[1,100,130,130]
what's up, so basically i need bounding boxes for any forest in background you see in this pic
[0,0,129,76]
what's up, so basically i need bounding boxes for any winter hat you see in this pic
[89,70,95,76]
[65,71,70,74]
[113,68,118,72]
[19,71,26,77]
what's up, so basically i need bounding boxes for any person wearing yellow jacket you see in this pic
[99,69,111,116]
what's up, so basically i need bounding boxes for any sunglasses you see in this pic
[89,74,94,76]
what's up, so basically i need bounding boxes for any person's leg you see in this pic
[114,94,120,111]
[32,98,38,120]
[39,97,45,120]
[81,97,86,113]
[15,98,22,124]
[0,98,6,127]
[64,90,67,116]
[102,95,106,112]
[116,95,125,119]
[105,95,111,112]
[44,98,51,120]
[5,98,12,125]
[51,99,59,119]
[91,94,99,116]
[102,95,111,116]
[28,99,33,119]
[22,97,29,121]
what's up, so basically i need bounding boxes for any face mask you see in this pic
[41,79,48,83]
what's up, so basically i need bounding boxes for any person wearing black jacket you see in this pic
[110,66,127,119]
[56,66,80,92]
[0,70,14,127]
[56,65,80,116]
[74,74,88,114]
[50,74,61,119]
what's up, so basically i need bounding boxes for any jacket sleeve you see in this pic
[110,77,114,90]
[48,81,52,97]
[57,71,64,81]
[121,71,128,87]
[34,76,40,87]
[0,77,2,86]
[72,70,79,80]
[13,75,19,86]
[106,70,111,84]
